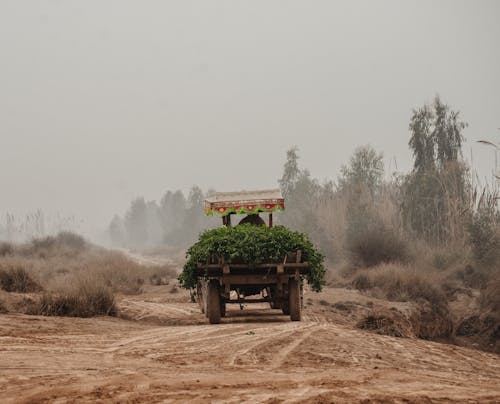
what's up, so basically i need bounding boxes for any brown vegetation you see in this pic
[0,232,178,318]
[28,279,116,317]
[0,266,42,293]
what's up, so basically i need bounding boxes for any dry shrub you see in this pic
[29,278,115,317]
[22,232,87,258]
[0,298,8,313]
[87,253,146,295]
[454,264,490,289]
[346,224,409,267]
[149,265,177,285]
[468,209,500,267]
[481,276,500,314]
[352,263,452,338]
[449,275,500,352]
[0,266,42,292]
[352,264,444,307]
[40,252,177,296]
[357,311,411,338]
[430,243,469,271]
[0,242,14,257]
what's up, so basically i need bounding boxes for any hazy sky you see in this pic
[1,1,499,236]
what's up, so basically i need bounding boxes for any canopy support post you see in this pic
[269,213,273,228]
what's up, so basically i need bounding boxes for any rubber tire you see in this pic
[207,280,221,324]
[289,278,301,321]
[281,300,290,315]
[220,301,226,318]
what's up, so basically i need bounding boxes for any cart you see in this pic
[196,189,310,324]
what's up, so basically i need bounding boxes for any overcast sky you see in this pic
[1,0,499,237]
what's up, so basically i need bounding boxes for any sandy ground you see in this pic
[1,285,499,403]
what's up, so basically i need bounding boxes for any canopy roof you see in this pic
[204,189,285,217]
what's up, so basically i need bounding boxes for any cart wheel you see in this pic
[281,300,290,315]
[207,280,221,324]
[220,300,226,317]
[289,278,301,321]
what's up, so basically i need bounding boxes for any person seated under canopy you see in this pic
[238,214,266,226]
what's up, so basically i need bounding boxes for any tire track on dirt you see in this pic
[227,323,317,367]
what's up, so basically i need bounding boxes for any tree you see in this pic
[338,145,384,196]
[159,190,187,239]
[278,148,334,257]
[403,96,469,244]
[108,215,125,246]
[279,147,300,199]
[124,197,148,245]
[145,200,163,244]
[409,95,467,172]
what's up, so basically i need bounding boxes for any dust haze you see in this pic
[1,1,499,240]
[1,2,500,403]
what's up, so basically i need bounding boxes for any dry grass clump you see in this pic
[0,242,14,257]
[21,232,88,259]
[149,266,177,286]
[346,225,410,267]
[357,311,411,338]
[79,255,177,295]
[481,276,500,316]
[351,264,446,310]
[468,209,500,267]
[0,298,8,313]
[351,263,453,339]
[83,253,147,295]
[28,278,115,317]
[0,266,42,293]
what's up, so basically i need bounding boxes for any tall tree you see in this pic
[124,197,148,245]
[338,145,384,196]
[403,96,469,244]
[108,215,125,246]
[279,147,300,198]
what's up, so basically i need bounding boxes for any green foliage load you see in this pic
[179,224,325,292]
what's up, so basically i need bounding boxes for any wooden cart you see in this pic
[197,189,310,324]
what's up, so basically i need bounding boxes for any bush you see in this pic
[149,265,177,285]
[0,242,14,257]
[25,232,87,258]
[346,222,409,267]
[352,273,373,290]
[179,224,325,291]
[0,299,8,313]
[468,209,500,267]
[357,312,407,337]
[351,264,446,311]
[0,266,42,293]
[481,277,500,314]
[29,279,115,317]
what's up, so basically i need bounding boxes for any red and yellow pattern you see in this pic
[205,202,285,217]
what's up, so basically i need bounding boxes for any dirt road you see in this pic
[1,286,499,403]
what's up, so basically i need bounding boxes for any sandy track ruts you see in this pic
[1,297,499,403]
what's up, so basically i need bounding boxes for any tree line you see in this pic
[108,186,218,248]
[110,95,499,267]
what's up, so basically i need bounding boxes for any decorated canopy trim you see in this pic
[205,203,285,217]
[204,189,285,217]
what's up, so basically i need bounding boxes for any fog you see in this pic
[0,0,499,240]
